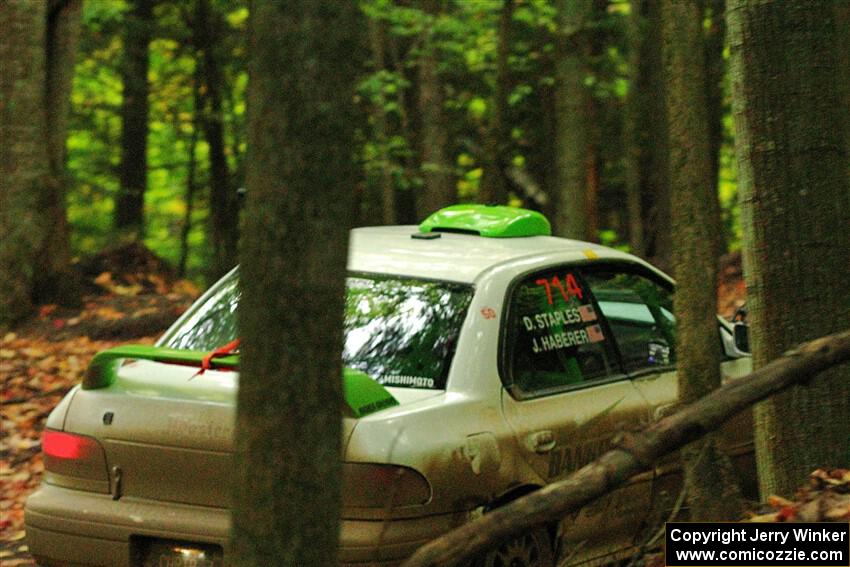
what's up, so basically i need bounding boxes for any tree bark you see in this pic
[701,0,726,258]
[387,31,420,224]
[231,1,363,565]
[552,0,592,239]
[0,0,48,325]
[366,16,396,225]
[728,0,850,498]
[178,72,201,279]
[623,0,646,255]
[623,0,670,267]
[479,0,513,206]
[0,0,81,327]
[115,0,153,236]
[416,0,454,219]
[195,0,238,280]
[38,0,83,305]
[662,0,742,521]
[403,329,850,567]
[836,2,850,185]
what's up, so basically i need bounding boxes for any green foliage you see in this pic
[67,0,247,282]
[65,0,740,282]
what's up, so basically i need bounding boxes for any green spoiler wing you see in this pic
[84,345,399,418]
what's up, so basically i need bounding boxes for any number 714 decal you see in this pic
[535,273,584,305]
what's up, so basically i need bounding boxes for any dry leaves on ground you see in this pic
[1,333,158,562]
[749,469,850,523]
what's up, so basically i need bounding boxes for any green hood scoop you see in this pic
[83,345,399,418]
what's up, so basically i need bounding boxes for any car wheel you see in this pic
[475,526,555,567]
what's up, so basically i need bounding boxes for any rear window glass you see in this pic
[162,271,473,390]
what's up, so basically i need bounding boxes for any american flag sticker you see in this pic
[578,304,597,322]
[586,324,605,343]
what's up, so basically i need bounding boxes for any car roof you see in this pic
[347,225,626,284]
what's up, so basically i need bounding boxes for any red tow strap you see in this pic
[196,338,241,376]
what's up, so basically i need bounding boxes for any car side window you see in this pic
[580,267,676,373]
[504,267,619,397]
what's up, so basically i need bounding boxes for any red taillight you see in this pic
[41,429,109,485]
[42,430,97,459]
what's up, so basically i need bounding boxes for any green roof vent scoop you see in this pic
[419,204,551,238]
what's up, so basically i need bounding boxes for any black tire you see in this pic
[474,526,555,567]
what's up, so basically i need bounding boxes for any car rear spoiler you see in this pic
[83,345,399,418]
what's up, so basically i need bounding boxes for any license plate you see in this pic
[136,538,223,567]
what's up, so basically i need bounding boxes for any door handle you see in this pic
[525,430,556,454]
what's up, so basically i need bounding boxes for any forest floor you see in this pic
[1,244,199,565]
[0,250,750,566]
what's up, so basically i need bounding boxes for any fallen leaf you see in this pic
[94,272,113,287]
[37,305,58,319]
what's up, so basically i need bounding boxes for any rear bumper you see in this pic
[25,483,460,566]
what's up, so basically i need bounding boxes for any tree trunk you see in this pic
[728,0,850,498]
[231,1,363,565]
[37,0,83,305]
[701,0,726,259]
[552,0,592,239]
[662,0,743,521]
[196,0,238,281]
[836,2,850,184]
[0,0,81,327]
[623,0,645,255]
[623,0,670,267]
[387,32,420,224]
[178,72,201,279]
[583,0,603,243]
[115,0,153,236]
[0,0,49,325]
[367,16,396,225]
[416,0,454,220]
[479,0,513,206]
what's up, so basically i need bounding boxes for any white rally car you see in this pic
[25,205,755,567]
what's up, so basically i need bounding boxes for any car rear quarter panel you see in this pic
[343,392,538,520]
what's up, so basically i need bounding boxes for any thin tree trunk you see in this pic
[584,29,601,243]
[367,16,396,225]
[552,0,592,239]
[115,0,153,236]
[416,0,454,219]
[662,0,743,521]
[585,143,598,240]
[232,0,363,564]
[701,0,726,259]
[178,73,201,279]
[479,0,513,205]
[196,0,238,280]
[386,32,419,224]
[624,0,671,267]
[728,0,850,498]
[623,0,646,255]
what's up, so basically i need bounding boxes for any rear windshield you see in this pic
[162,271,473,390]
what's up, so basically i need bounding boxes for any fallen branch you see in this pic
[402,329,850,567]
